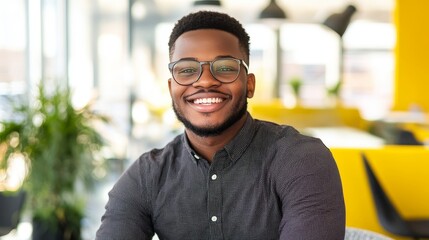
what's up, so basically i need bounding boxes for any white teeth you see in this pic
[193,98,223,104]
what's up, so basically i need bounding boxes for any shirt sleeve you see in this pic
[276,140,346,240]
[96,159,154,240]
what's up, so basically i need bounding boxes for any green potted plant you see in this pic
[326,81,342,106]
[0,84,108,240]
[288,77,303,105]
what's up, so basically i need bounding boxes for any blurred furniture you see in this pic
[304,126,384,148]
[249,100,368,130]
[369,121,423,146]
[400,123,429,146]
[375,110,429,145]
[0,190,26,236]
[362,153,429,239]
[331,147,429,240]
[396,129,422,145]
[345,227,392,240]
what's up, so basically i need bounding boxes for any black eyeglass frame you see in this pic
[168,57,249,86]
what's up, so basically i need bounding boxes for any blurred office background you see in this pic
[2,0,429,240]
[0,0,395,136]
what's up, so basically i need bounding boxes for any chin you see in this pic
[174,99,248,137]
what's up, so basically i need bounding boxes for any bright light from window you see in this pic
[98,34,123,59]
[0,153,27,191]
[344,20,396,49]
[132,100,150,124]
[0,1,26,50]
[132,1,147,20]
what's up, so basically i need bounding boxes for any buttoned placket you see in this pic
[207,150,231,240]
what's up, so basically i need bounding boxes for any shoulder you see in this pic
[252,119,335,175]
[253,119,328,154]
[133,133,186,172]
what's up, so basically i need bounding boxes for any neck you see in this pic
[186,114,247,162]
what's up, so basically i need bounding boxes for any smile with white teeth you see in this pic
[193,98,224,104]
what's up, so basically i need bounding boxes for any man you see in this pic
[96,10,345,240]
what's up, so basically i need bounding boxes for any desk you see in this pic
[382,111,428,124]
[304,127,385,148]
[379,111,429,145]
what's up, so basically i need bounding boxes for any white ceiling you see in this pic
[98,0,395,23]
[153,0,395,23]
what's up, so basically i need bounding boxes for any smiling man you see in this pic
[96,11,345,240]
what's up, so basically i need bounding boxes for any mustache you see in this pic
[186,89,228,98]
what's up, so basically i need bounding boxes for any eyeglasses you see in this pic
[168,57,249,86]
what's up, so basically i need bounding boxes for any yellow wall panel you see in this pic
[394,0,429,111]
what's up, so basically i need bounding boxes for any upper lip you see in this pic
[185,91,230,102]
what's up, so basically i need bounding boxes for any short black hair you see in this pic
[168,11,250,62]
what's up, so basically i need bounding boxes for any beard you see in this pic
[173,96,248,137]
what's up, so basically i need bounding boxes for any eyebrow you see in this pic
[215,55,236,59]
[176,55,238,62]
[177,57,198,61]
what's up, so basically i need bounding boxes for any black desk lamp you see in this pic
[259,0,287,99]
[259,0,287,19]
[193,0,222,6]
[322,5,357,96]
[323,5,357,37]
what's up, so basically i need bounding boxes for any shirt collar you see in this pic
[182,112,257,163]
[223,112,256,162]
[182,134,199,163]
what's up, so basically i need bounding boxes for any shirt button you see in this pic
[211,216,218,222]
[211,174,217,180]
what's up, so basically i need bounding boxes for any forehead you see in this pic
[171,29,243,61]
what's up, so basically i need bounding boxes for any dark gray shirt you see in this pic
[96,114,345,240]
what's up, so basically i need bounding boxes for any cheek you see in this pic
[169,85,187,103]
[236,80,250,97]
[170,90,180,103]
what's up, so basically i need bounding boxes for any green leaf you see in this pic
[0,83,109,231]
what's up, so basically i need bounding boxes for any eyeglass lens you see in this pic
[172,59,240,85]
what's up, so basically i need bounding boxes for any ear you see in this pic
[168,78,173,96]
[246,73,255,98]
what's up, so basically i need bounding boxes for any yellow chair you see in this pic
[249,100,367,130]
[362,153,429,239]
[345,227,392,240]
[331,146,429,240]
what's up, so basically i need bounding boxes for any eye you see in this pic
[178,67,198,74]
[214,60,239,74]
[174,62,199,77]
[216,66,235,72]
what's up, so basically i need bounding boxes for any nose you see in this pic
[192,63,221,88]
